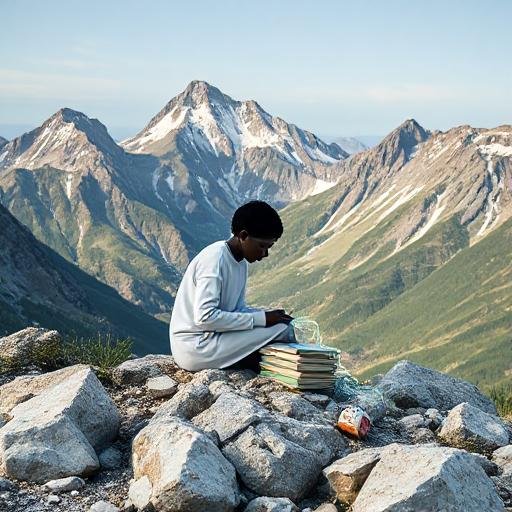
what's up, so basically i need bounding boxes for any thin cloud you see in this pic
[0,68,122,100]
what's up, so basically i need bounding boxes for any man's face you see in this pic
[239,231,276,263]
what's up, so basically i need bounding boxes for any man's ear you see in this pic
[239,230,249,241]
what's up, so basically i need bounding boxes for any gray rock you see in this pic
[227,369,257,388]
[244,496,299,512]
[99,446,123,470]
[313,505,337,512]
[0,365,119,482]
[128,475,152,510]
[425,408,444,429]
[223,416,346,502]
[42,476,85,492]
[301,393,332,409]
[0,478,16,491]
[209,380,235,398]
[191,369,229,386]
[438,402,509,454]
[193,392,271,443]
[47,494,61,504]
[352,444,505,511]
[0,327,61,362]
[130,417,240,511]
[323,447,382,504]
[89,500,120,512]
[267,392,331,424]
[397,414,427,431]
[151,382,214,421]
[146,375,178,398]
[410,427,436,444]
[379,360,497,414]
[351,390,388,423]
[470,452,499,476]
[112,355,176,386]
[494,445,512,467]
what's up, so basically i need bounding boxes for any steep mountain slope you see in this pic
[0,83,345,316]
[0,203,168,354]
[0,108,188,315]
[248,120,512,386]
[122,80,348,206]
[0,136,7,150]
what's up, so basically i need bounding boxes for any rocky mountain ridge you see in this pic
[0,327,511,512]
[249,119,512,386]
[122,80,348,205]
[0,82,346,317]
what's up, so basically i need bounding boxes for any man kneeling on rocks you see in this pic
[170,200,295,372]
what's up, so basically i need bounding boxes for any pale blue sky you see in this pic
[1,0,511,141]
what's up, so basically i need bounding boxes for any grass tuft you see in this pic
[0,333,132,383]
[489,383,512,419]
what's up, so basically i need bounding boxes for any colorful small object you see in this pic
[337,405,371,438]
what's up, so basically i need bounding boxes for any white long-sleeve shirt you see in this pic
[169,240,289,371]
[170,240,266,335]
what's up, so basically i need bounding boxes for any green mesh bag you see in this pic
[291,317,385,407]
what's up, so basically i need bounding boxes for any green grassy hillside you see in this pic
[248,199,511,388]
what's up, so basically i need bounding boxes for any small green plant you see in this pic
[60,333,133,381]
[0,333,133,382]
[489,383,512,418]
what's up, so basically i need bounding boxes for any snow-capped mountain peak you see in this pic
[122,80,347,165]
[0,108,122,172]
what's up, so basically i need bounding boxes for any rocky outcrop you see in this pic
[0,327,62,362]
[379,360,497,413]
[0,336,510,511]
[130,417,240,511]
[0,365,119,482]
[222,416,346,502]
[350,444,505,512]
[439,402,509,454]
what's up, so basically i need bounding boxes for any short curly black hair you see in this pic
[231,200,283,239]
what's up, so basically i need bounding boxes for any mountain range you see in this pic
[248,120,512,387]
[1,81,511,387]
[0,81,346,317]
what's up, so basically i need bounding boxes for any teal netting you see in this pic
[290,317,385,408]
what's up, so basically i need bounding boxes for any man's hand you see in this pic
[265,309,294,327]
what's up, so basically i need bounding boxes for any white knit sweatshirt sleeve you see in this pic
[193,253,265,332]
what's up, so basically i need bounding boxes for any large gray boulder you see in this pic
[222,416,346,502]
[323,447,382,505]
[193,392,271,443]
[379,360,497,413]
[0,365,119,482]
[111,354,177,386]
[0,327,62,362]
[438,402,509,454]
[352,444,505,511]
[130,417,239,512]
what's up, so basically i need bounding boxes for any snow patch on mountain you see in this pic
[125,106,188,151]
[310,179,337,196]
[478,143,512,158]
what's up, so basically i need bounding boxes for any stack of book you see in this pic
[259,342,338,390]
